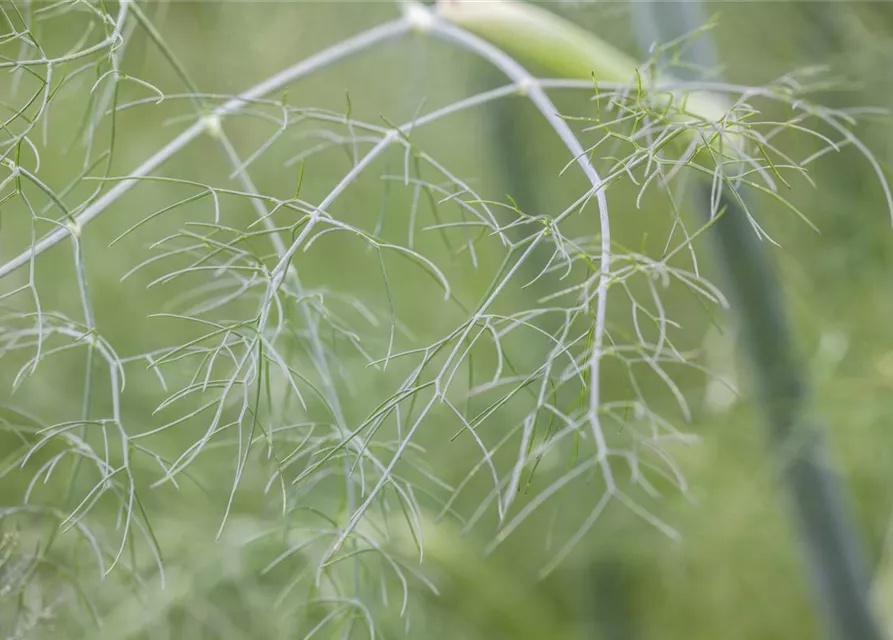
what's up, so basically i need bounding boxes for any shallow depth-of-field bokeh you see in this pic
[2,2,893,639]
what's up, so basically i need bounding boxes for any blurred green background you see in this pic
[2,2,893,639]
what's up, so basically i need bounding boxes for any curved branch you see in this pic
[427,9,615,489]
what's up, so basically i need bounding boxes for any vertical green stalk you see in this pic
[631,3,884,639]
[697,185,884,640]
[473,63,538,217]
[588,559,638,640]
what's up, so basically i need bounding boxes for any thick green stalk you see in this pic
[699,187,884,640]
[436,0,729,124]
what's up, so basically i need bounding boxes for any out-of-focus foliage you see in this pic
[1,2,892,639]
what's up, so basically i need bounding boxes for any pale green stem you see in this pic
[436,0,729,124]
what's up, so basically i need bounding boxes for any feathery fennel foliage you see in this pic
[0,1,889,637]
